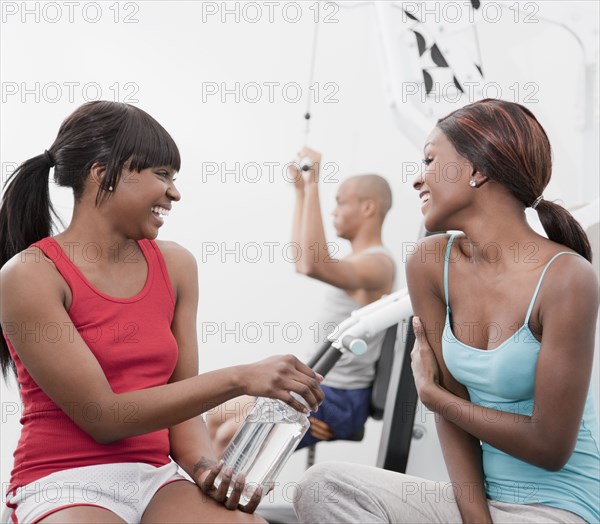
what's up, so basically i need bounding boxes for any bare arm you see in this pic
[298,153,331,277]
[0,246,324,445]
[407,235,492,524]
[417,254,599,471]
[159,242,216,481]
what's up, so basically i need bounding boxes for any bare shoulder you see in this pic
[349,247,395,270]
[406,233,455,276]
[405,233,459,306]
[0,247,66,311]
[541,251,598,306]
[153,240,198,298]
[1,246,64,285]
[154,240,197,271]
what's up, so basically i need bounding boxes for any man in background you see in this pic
[207,147,395,455]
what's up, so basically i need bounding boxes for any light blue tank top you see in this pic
[442,234,600,524]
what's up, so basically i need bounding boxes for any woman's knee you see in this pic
[298,462,337,488]
[295,462,350,508]
[141,479,266,524]
[37,506,126,523]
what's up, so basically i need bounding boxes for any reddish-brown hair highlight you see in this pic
[437,99,592,262]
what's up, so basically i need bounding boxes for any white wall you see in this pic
[1,0,598,507]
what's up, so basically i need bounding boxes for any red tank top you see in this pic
[5,237,179,494]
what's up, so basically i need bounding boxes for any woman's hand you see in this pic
[240,354,324,413]
[194,459,263,513]
[411,316,441,409]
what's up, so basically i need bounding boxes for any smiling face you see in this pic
[413,127,476,232]
[102,164,180,240]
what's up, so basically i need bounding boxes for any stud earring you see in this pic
[469,179,477,187]
[108,186,113,191]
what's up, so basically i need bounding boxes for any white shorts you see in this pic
[2,461,187,524]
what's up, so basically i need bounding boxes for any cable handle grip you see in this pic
[299,156,313,172]
[311,345,343,377]
[306,340,332,369]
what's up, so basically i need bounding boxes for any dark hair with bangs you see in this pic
[437,98,592,262]
[0,101,180,376]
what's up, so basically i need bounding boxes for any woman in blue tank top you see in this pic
[406,99,599,523]
[293,99,599,524]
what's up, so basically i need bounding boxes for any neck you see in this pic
[456,207,546,269]
[349,226,384,253]
[54,204,142,264]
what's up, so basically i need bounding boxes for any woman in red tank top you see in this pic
[0,101,324,524]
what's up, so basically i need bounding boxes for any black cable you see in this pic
[303,19,320,145]
[300,19,320,171]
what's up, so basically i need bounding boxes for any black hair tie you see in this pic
[43,149,55,168]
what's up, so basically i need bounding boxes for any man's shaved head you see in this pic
[342,174,393,221]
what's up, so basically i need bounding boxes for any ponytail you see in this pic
[535,199,592,262]
[0,153,62,377]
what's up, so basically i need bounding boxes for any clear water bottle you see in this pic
[213,393,310,507]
